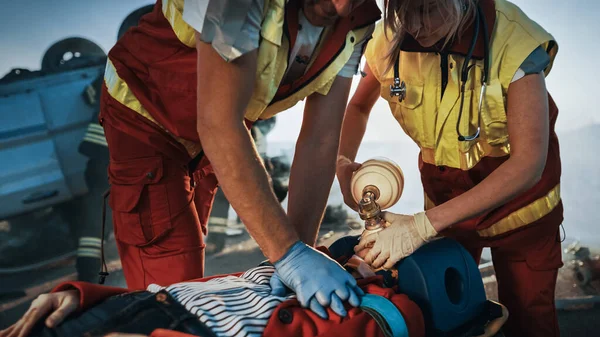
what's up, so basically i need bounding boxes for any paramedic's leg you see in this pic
[102,110,212,289]
[491,227,562,337]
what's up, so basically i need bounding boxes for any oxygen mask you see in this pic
[350,157,404,236]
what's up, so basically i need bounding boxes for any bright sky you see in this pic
[0,0,598,142]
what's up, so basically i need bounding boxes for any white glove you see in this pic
[354,212,438,270]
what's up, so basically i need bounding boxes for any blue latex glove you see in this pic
[270,241,364,319]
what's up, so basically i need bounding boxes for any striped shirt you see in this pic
[147,266,296,337]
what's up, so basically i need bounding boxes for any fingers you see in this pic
[347,162,362,171]
[16,297,52,337]
[334,286,349,302]
[383,256,401,270]
[295,287,310,308]
[381,211,395,223]
[314,291,331,307]
[370,249,390,269]
[45,296,78,328]
[355,233,377,252]
[0,324,16,337]
[347,285,362,307]
[269,273,287,297]
[363,243,381,265]
[338,160,362,210]
[308,297,328,319]
[13,309,36,337]
[354,284,365,296]
[5,314,27,337]
[329,294,347,317]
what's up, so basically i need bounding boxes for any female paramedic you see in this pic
[336,0,562,336]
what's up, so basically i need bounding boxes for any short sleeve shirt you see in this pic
[182,0,373,78]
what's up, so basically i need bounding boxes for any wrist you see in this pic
[268,235,301,264]
[272,240,307,267]
[424,207,451,232]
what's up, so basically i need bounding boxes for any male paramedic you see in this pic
[99,0,379,318]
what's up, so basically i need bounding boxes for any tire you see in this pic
[41,37,106,73]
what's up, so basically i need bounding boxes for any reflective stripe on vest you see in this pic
[105,0,378,156]
[420,142,510,171]
[158,0,377,122]
[162,0,196,48]
[365,0,558,170]
[368,0,561,237]
[425,183,561,237]
[104,59,203,157]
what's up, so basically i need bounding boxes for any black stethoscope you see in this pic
[390,4,490,141]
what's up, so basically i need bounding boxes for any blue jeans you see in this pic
[29,290,216,337]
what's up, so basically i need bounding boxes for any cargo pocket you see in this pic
[524,225,563,271]
[109,156,173,247]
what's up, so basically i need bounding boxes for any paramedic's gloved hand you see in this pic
[272,241,363,319]
[355,212,438,269]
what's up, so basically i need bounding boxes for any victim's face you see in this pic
[302,0,368,26]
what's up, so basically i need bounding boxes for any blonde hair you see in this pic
[382,0,478,72]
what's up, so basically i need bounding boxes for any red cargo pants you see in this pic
[100,87,218,290]
[447,205,564,337]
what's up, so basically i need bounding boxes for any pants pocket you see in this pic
[109,156,192,247]
[523,225,563,271]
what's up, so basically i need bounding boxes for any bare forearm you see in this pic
[338,103,370,161]
[338,64,379,162]
[287,136,339,245]
[426,158,542,231]
[428,74,549,232]
[195,41,297,262]
[287,76,352,245]
[199,123,298,261]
